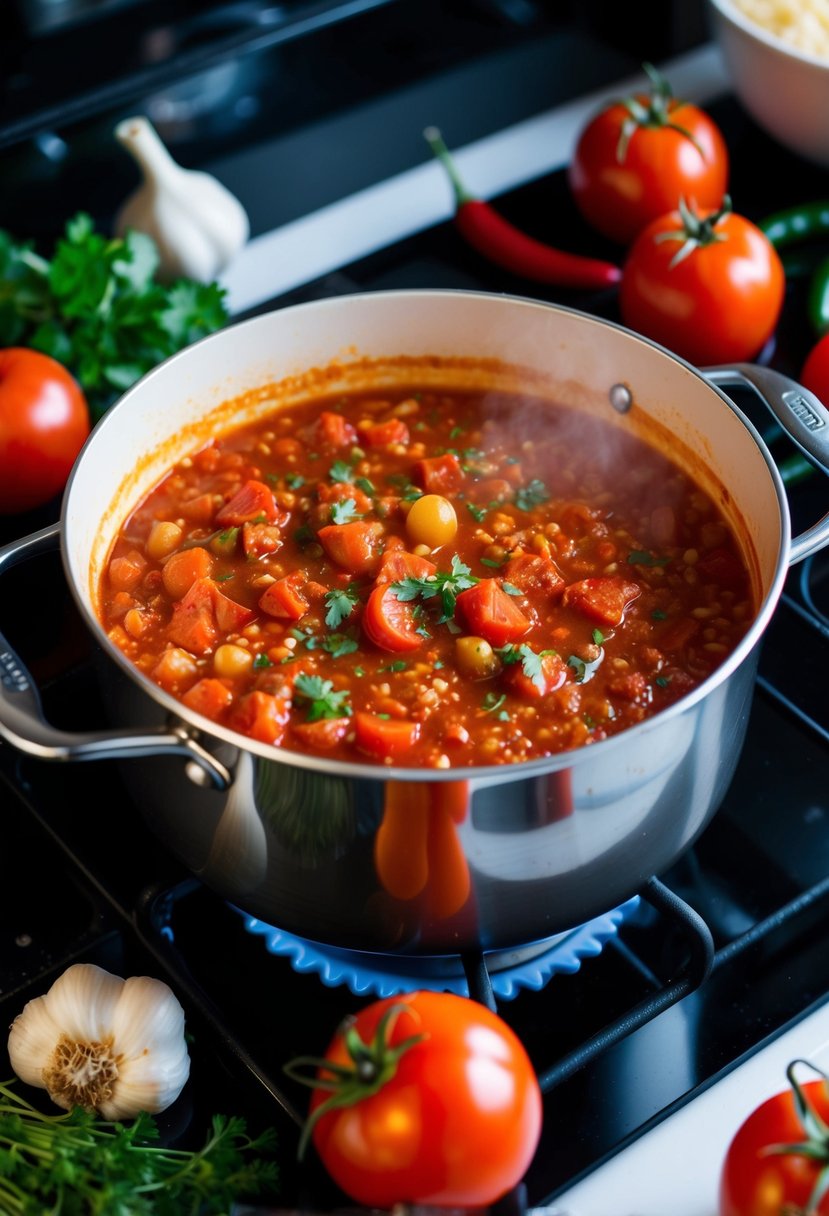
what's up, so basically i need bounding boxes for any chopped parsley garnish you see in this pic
[293,673,352,721]
[329,459,355,483]
[330,498,360,524]
[401,484,424,502]
[495,643,553,691]
[592,628,605,645]
[466,502,487,523]
[324,633,359,658]
[652,609,668,620]
[480,556,505,569]
[213,572,234,581]
[655,674,671,688]
[382,659,408,672]
[567,652,604,684]
[253,654,274,668]
[355,477,376,495]
[449,425,465,439]
[628,550,670,567]
[285,473,306,489]
[324,584,360,629]
[514,479,550,512]
[502,582,521,596]
[391,554,478,622]
[482,691,508,719]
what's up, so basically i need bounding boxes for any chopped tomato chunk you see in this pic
[503,554,564,597]
[242,521,283,558]
[215,479,279,525]
[227,689,291,744]
[108,550,147,592]
[375,549,437,584]
[505,651,568,699]
[317,481,373,514]
[562,577,641,628]
[363,418,410,448]
[318,522,380,575]
[363,585,423,652]
[259,572,309,620]
[355,712,421,759]
[456,579,531,647]
[291,717,351,751]
[167,578,253,654]
[314,410,358,448]
[413,452,464,494]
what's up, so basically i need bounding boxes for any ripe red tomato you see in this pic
[719,1067,829,1215]
[0,348,90,514]
[300,990,543,1208]
[801,333,829,407]
[568,66,729,246]
[618,199,785,366]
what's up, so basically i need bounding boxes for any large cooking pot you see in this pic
[2,290,828,959]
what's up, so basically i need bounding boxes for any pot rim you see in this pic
[60,288,792,784]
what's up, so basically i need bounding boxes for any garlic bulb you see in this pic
[7,962,190,1120]
[114,114,249,283]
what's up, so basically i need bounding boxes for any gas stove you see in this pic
[2,4,829,1211]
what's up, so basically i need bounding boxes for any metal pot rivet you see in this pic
[609,383,633,413]
[185,760,215,788]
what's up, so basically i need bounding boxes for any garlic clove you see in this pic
[114,115,249,283]
[97,1046,191,1122]
[7,996,63,1087]
[44,963,123,1042]
[110,975,187,1058]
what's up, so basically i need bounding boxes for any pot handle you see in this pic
[0,522,231,790]
[701,363,829,565]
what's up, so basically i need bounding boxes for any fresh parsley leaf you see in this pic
[495,643,553,691]
[592,628,605,645]
[567,651,604,684]
[466,502,487,522]
[502,582,521,596]
[253,654,274,668]
[323,632,359,658]
[514,479,549,511]
[0,214,230,419]
[482,691,507,715]
[628,550,670,567]
[294,673,353,721]
[652,608,668,620]
[324,584,360,629]
[330,498,360,524]
[655,674,671,687]
[480,556,504,569]
[285,473,306,489]
[329,459,355,483]
[390,554,478,623]
[382,659,408,672]
[355,476,376,495]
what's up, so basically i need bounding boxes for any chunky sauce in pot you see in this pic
[100,387,755,768]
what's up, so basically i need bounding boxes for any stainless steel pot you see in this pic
[2,290,828,958]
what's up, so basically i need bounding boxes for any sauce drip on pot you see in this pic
[100,387,755,768]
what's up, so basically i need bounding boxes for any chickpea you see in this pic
[455,635,498,679]
[214,644,254,678]
[146,520,183,560]
[405,494,458,549]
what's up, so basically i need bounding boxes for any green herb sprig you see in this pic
[0,214,229,420]
[391,554,478,622]
[294,674,353,721]
[0,1078,278,1214]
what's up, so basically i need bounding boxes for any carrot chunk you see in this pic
[108,550,147,592]
[314,410,358,448]
[291,717,351,751]
[363,585,423,652]
[363,418,410,448]
[162,547,214,600]
[375,549,437,584]
[355,712,421,759]
[167,579,219,654]
[182,677,234,719]
[259,572,309,620]
[227,689,291,744]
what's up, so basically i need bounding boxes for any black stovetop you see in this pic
[2,22,829,1210]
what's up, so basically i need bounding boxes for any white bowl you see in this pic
[707,0,829,166]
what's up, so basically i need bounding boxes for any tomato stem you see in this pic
[653,195,731,268]
[284,1004,427,1161]
[614,62,706,162]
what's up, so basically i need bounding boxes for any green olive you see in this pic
[455,635,498,679]
[405,493,458,549]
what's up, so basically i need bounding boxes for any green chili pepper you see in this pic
[759,200,829,248]
[807,254,829,336]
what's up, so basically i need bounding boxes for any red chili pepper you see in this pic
[424,127,622,291]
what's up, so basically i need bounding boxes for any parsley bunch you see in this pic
[0,213,229,419]
[0,1078,278,1214]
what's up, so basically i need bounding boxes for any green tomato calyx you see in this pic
[653,196,731,269]
[616,62,706,163]
[283,1003,427,1160]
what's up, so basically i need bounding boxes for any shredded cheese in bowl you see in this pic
[730,0,829,57]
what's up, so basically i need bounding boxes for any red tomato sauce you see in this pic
[100,387,755,769]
